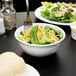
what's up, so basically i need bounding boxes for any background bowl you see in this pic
[14,23,66,57]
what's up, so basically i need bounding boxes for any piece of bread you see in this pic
[0,52,26,76]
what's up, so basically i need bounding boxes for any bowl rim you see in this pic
[14,23,66,47]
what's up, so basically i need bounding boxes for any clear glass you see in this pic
[0,3,5,35]
[1,0,16,30]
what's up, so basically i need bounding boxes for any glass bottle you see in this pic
[1,0,16,30]
[0,2,5,35]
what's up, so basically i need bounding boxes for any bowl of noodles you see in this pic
[14,23,66,57]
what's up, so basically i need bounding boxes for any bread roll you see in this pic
[0,52,26,76]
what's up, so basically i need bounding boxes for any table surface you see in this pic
[0,12,76,76]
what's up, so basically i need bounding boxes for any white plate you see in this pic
[34,6,71,26]
[22,64,40,76]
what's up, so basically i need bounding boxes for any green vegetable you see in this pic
[44,26,53,38]
[57,34,63,39]
[51,3,60,12]
[40,31,54,44]
[41,26,55,44]
[41,11,61,22]
[40,2,76,23]
[41,9,50,19]
[44,26,61,35]
[54,29,61,35]
[44,26,63,39]
[41,2,53,8]
[64,12,73,19]
[44,26,53,30]
[18,35,30,43]
[30,25,39,44]
[20,31,25,35]
[18,25,63,45]
[70,15,76,22]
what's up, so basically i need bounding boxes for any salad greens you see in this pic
[41,2,76,23]
[18,25,63,45]
[30,25,39,44]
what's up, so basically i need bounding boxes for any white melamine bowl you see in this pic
[14,23,66,57]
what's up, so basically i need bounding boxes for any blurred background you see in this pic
[0,0,75,12]
[13,0,58,12]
